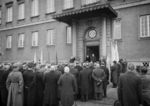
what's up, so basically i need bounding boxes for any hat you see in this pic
[64,66,70,73]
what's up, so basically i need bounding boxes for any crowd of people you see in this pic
[0,59,110,106]
[0,58,149,106]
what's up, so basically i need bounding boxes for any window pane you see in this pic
[47,29,55,45]
[47,0,55,13]
[66,26,72,44]
[32,32,38,46]
[7,7,13,22]
[31,0,39,16]
[6,36,12,48]
[140,15,150,38]
[18,3,25,19]
[64,0,73,9]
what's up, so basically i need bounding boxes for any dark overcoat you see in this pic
[141,74,150,105]
[34,71,44,106]
[118,71,142,106]
[111,64,119,85]
[0,68,9,106]
[92,68,105,93]
[23,69,36,106]
[79,67,92,95]
[43,70,59,106]
[58,73,77,106]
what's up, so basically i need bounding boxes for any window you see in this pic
[140,15,150,38]
[47,29,55,45]
[46,0,55,13]
[113,19,121,40]
[64,0,73,9]
[18,33,25,48]
[82,0,98,5]
[66,26,72,44]
[0,8,2,24]
[6,6,13,22]
[18,3,25,20]
[6,36,12,49]
[32,31,38,46]
[31,0,39,17]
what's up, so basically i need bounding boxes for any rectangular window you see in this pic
[46,0,55,13]
[47,29,55,45]
[18,3,25,20]
[82,0,98,5]
[66,26,72,44]
[18,33,25,48]
[140,15,150,38]
[0,8,2,24]
[113,19,121,40]
[64,0,73,9]
[6,6,13,22]
[6,36,12,49]
[32,31,38,46]
[31,0,39,17]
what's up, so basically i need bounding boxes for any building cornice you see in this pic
[0,19,56,32]
[113,0,150,10]
[0,1,150,31]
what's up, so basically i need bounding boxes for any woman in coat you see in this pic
[6,63,24,106]
[58,66,77,106]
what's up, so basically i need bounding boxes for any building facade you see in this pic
[0,0,150,64]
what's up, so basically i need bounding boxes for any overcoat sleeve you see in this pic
[117,76,123,105]
[18,72,24,93]
[6,72,12,90]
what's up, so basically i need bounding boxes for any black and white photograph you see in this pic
[0,0,150,106]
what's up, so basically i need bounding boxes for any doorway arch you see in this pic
[84,27,100,62]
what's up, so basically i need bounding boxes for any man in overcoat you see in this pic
[101,62,109,97]
[111,61,119,88]
[23,62,36,106]
[92,63,106,100]
[118,63,142,106]
[58,66,77,106]
[0,65,10,106]
[43,65,60,106]
[79,63,92,101]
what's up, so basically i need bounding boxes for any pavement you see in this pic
[76,84,118,106]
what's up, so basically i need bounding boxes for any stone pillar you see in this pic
[102,17,107,58]
[72,21,77,57]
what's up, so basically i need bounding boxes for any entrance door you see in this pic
[86,46,99,62]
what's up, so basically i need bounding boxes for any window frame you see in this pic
[0,7,2,25]
[63,0,74,10]
[31,0,39,17]
[82,0,99,6]
[18,33,25,48]
[6,35,12,49]
[46,0,55,14]
[139,15,150,38]
[66,26,72,44]
[47,29,55,46]
[32,31,39,47]
[18,3,25,20]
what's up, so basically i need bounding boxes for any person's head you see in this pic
[128,63,135,71]
[136,65,141,73]
[50,65,55,71]
[94,63,100,68]
[64,66,70,73]
[113,61,117,65]
[141,66,148,75]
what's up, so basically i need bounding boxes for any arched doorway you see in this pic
[84,27,100,62]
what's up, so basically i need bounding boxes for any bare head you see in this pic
[128,63,135,71]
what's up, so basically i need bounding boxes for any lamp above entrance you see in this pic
[53,3,117,24]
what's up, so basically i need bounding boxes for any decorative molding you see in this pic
[0,19,56,32]
[113,0,150,10]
